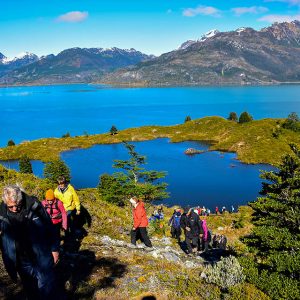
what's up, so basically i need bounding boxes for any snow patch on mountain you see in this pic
[178,29,220,50]
[1,52,39,64]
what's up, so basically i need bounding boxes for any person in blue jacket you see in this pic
[0,185,61,300]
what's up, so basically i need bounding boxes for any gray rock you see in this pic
[162,252,181,262]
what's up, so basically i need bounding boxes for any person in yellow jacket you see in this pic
[54,176,80,238]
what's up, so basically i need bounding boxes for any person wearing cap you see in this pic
[54,176,80,238]
[130,196,152,248]
[0,185,61,299]
[42,189,67,249]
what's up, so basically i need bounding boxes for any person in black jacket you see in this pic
[0,185,61,300]
[181,208,203,255]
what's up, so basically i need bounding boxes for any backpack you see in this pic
[44,200,62,221]
[173,215,181,228]
[219,235,227,250]
[212,234,227,249]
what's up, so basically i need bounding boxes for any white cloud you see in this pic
[232,6,269,16]
[56,11,88,23]
[183,6,221,17]
[259,14,300,22]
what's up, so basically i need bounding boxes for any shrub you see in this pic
[43,159,70,183]
[19,155,33,174]
[282,112,300,132]
[62,132,71,138]
[203,256,245,290]
[184,116,191,123]
[239,112,253,123]
[98,173,126,206]
[228,112,238,122]
[226,283,270,300]
[7,139,15,146]
[272,127,282,138]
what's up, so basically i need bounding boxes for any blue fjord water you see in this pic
[0,84,293,207]
[0,84,299,146]
[1,138,275,209]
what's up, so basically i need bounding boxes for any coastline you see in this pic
[0,117,298,166]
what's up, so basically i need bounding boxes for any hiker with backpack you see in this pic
[200,216,209,252]
[168,208,182,242]
[182,208,203,256]
[54,176,80,239]
[42,189,67,249]
[0,185,62,299]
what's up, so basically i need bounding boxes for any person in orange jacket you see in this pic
[130,196,152,248]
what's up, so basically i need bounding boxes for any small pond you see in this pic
[1,138,275,209]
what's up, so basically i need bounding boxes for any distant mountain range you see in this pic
[0,52,39,77]
[2,21,300,86]
[0,48,154,85]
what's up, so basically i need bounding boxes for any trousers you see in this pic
[130,227,152,247]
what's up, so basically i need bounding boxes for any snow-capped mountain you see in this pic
[178,29,220,50]
[102,21,300,86]
[1,52,39,65]
[0,52,39,76]
[0,47,155,85]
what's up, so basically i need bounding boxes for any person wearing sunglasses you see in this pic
[0,185,62,300]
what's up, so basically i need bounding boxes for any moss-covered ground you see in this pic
[0,117,299,165]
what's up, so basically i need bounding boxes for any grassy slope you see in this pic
[0,117,299,165]
[0,167,270,299]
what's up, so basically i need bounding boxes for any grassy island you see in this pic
[0,116,299,165]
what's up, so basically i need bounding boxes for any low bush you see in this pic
[203,256,245,290]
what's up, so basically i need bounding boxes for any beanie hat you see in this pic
[45,189,55,201]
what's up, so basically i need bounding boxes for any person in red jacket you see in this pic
[42,189,67,250]
[130,196,152,248]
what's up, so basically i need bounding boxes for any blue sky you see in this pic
[1,0,300,57]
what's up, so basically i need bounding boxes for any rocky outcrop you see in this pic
[184,148,205,155]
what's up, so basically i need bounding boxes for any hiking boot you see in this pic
[144,246,155,251]
[128,244,137,249]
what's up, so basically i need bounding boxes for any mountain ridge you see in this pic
[100,20,300,86]
[0,47,154,85]
[2,21,300,86]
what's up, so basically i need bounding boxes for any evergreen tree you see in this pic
[19,155,33,174]
[43,159,71,183]
[62,132,71,138]
[184,116,192,123]
[228,112,238,122]
[98,142,168,205]
[282,112,300,132]
[239,112,253,123]
[110,125,118,135]
[241,144,300,299]
[7,139,15,146]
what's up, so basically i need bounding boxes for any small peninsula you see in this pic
[0,116,299,165]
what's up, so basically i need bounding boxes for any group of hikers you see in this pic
[0,180,230,299]
[129,198,228,256]
[0,177,81,299]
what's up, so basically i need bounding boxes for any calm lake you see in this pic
[1,138,275,209]
[0,84,299,146]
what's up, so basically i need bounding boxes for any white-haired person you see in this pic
[0,185,61,300]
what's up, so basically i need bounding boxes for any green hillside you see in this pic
[1,117,299,165]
